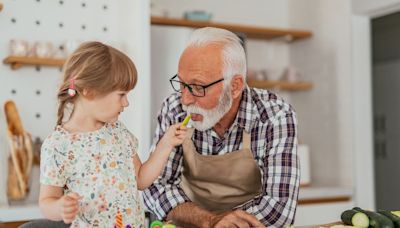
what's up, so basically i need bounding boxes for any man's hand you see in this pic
[210,210,264,228]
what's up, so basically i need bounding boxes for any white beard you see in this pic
[182,86,233,131]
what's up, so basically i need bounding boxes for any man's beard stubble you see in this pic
[182,86,233,131]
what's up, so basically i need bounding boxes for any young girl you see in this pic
[39,41,187,227]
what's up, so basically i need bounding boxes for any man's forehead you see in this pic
[182,43,224,56]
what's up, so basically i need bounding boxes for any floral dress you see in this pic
[40,121,144,228]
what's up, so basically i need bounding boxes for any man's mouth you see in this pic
[190,113,203,121]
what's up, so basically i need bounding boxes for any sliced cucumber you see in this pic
[393,211,400,217]
[380,210,400,228]
[352,212,370,227]
[341,209,369,227]
[353,207,394,228]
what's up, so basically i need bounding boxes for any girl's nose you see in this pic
[122,96,129,107]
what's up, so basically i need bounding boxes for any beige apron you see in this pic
[180,128,262,213]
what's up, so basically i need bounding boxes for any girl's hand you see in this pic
[58,192,81,224]
[159,124,188,150]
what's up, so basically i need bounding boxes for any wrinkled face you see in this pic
[84,90,130,124]
[178,44,233,131]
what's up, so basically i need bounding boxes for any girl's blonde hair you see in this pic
[57,41,137,125]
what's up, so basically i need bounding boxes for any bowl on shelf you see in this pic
[183,11,212,21]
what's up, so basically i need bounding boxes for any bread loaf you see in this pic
[4,100,33,200]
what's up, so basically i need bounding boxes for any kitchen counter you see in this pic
[0,186,353,222]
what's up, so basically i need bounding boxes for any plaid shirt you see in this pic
[142,87,300,227]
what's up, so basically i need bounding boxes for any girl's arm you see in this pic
[39,185,81,223]
[134,124,187,190]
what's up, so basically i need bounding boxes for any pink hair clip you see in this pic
[68,77,76,97]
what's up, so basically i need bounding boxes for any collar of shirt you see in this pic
[194,86,260,140]
[231,86,259,133]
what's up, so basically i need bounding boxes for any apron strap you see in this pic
[242,131,251,150]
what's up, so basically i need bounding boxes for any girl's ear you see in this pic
[82,88,96,99]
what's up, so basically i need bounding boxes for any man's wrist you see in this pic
[203,214,215,228]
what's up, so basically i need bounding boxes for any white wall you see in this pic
[352,0,400,17]
[351,16,375,210]
[288,0,354,187]
[117,0,151,160]
[151,0,289,27]
[150,26,193,138]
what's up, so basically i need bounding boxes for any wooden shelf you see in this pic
[3,56,65,70]
[298,196,351,205]
[151,16,312,41]
[247,79,313,91]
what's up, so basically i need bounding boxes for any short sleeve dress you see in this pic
[40,121,144,227]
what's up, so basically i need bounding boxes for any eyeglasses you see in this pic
[169,74,224,97]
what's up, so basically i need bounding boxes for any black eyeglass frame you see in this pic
[169,74,224,97]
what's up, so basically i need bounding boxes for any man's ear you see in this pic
[230,75,245,99]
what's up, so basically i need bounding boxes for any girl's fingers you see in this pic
[64,198,79,206]
[63,206,78,214]
[178,125,187,130]
[67,192,82,200]
[63,212,78,223]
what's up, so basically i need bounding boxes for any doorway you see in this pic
[372,11,400,210]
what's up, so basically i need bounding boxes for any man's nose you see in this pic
[181,86,195,106]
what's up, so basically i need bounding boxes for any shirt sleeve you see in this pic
[124,125,139,159]
[142,98,191,220]
[236,110,300,227]
[39,138,68,187]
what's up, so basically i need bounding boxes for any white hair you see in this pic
[186,27,247,87]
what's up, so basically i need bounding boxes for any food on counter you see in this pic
[339,207,400,228]
[378,211,400,228]
[341,209,369,227]
[349,207,395,228]
[353,207,394,228]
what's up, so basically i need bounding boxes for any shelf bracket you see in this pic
[11,62,23,70]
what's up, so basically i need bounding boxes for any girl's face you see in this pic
[85,90,130,124]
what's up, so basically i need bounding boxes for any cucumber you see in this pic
[379,210,400,228]
[393,211,400,217]
[341,209,369,227]
[353,207,394,228]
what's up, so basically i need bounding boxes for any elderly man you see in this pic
[143,27,300,227]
